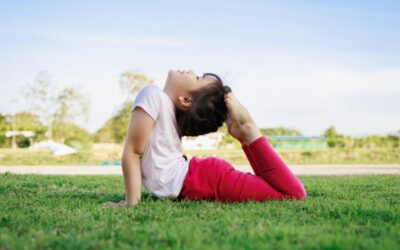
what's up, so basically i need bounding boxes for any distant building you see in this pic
[5,131,35,138]
[267,135,328,150]
[182,132,224,150]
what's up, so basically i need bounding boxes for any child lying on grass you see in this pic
[104,69,306,208]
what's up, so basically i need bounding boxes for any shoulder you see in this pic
[138,85,162,97]
[131,85,164,117]
[134,85,163,104]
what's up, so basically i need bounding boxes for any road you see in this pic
[0,164,399,176]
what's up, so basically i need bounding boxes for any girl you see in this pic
[105,69,306,208]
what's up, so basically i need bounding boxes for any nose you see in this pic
[178,69,195,75]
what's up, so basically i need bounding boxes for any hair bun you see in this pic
[223,85,232,94]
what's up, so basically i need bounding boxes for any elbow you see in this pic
[122,146,142,163]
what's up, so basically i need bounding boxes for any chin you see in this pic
[166,70,177,87]
[168,69,179,78]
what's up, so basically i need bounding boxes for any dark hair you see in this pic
[175,73,232,137]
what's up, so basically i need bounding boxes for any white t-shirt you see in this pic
[130,85,189,199]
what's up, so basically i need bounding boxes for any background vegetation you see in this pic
[1,71,399,165]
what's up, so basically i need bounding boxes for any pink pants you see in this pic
[178,136,307,202]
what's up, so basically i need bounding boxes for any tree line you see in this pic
[1,71,398,150]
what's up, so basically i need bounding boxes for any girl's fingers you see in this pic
[118,200,127,206]
[102,201,118,208]
[102,200,127,208]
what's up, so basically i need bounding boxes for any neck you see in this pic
[163,84,180,111]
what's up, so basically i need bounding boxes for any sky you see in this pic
[0,0,399,136]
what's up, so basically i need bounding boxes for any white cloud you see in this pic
[263,68,400,95]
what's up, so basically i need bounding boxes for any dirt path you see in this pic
[1,164,399,176]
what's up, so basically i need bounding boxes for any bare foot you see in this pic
[224,93,262,145]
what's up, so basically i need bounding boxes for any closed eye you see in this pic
[197,73,207,81]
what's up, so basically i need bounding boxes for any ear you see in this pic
[178,95,192,108]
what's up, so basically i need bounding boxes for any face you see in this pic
[165,69,217,110]
[166,69,216,93]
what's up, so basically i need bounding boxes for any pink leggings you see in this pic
[178,136,307,202]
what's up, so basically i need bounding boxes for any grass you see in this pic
[0,148,120,166]
[0,174,399,249]
[0,147,399,165]
[185,147,400,165]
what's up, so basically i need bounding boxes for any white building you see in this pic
[182,132,224,150]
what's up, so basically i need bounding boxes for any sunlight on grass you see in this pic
[0,174,399,249]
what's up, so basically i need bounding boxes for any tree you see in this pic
[14,112,46,147]
[54,87,90,124]
[94,102,131,143]
[23,71,90,142]
[22,71,58,139]
[95,71,154,143]
[53,87,90,143]
[260,127,302,136]
[218,123,240,147]
[52,122,93,150]
[0,112,46,148]
[119,71,153,102]
[14,112,45,132]
[323,126,338,138]
[0,113,12,147]
[322,126,352,148]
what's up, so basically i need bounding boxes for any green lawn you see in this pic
[0,147,399,165]
[0,174,399,249]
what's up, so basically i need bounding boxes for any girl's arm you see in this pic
[121,106,155,207]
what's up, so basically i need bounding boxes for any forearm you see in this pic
[238,123,263,146]
[121,153,142,206]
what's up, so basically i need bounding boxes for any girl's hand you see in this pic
[224,93,250,141]
[224,93,262,145]
[102,200,128,208]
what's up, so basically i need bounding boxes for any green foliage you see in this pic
[15,135,30,148]
[354,134,400,148]
[22,71,57,128]
[323,126,346,148]
[0,114,11,148]
[0,112,47,148]
[52,123,93,150]
[218,123,241,148]
[53,87,90,125]
[15,112,47,146]
[260,127,302,136]
[0,113,11,131]
[14,112,45,133]
[22,71,91,140]
[95,72,154,144]
[94,101,131,143]
[184,147,400,165]
[0,111,93,150]
[323,126,399,149]
[0,175,399,249]
[119,71,154,101]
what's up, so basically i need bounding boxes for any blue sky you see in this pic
[1,0,399,135]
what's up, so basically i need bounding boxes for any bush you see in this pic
[52,123,93,150]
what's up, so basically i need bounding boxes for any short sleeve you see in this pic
[130,85,161,121]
